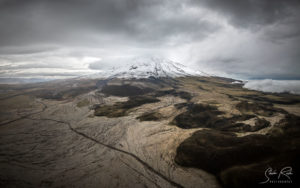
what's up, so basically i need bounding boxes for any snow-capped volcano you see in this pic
[86,57,208,79]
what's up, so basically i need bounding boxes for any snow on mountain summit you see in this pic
[86,57,208,79]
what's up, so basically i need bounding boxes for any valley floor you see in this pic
[0,92,219,188]
[0,76,299,188]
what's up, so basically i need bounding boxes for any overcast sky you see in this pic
[0,0,300,81]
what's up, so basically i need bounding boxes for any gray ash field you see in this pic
[0,76,300,188]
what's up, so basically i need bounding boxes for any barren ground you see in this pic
[0,77,299,188]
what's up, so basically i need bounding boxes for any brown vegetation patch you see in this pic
[0,95,34,111]
[236,101,286,116]
[175,114,300,188]
[137,112,163,121]
[218,118,270,133]
[101,84,153,97]
[76,99,90,108]
[171,103,265,132]
[174,102,188,109]
[94,96,160,117]
[153,89,192,101]
[35,86,97,100]
[239,94,300,105]
[171,103,224,129]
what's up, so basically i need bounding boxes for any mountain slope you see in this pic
[85,57,209,79]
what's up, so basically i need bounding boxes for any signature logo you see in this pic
[260,166,293,184]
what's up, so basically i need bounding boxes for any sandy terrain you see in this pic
[0,91,220,188]
[1,76,299,188]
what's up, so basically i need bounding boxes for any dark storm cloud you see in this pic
[0,0,144,47]
[2,0,297,47]
[0,0,220,52]
[187,0,300,80]
[191,0,300,28]
[202,49,300,80]
[0,0,300,81]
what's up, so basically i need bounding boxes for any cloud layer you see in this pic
[0,0,299,81]
[243,79,300,94]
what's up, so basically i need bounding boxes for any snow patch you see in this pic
[84,57,208,79]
